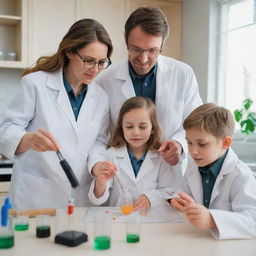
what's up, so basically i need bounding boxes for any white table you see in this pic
[1,207,256,256]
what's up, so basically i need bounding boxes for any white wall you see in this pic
[0,69,21,122]
[181,0,219,103]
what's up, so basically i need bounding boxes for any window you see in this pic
[218,0,256,118]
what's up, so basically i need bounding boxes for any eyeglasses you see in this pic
[128,46,161,58]
[76,52,111,70]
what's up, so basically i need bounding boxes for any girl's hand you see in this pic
[92,160,117,177]
[133,194,151,210]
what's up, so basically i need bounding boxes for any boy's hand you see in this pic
[133,195,151,210]
[185,204,217,230]
[171,192,195,212]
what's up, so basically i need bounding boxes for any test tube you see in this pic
[36,215,51,238]
[126,212,140,243]
[94,213,111,250]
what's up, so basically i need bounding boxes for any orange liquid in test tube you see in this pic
[121,204,133,215]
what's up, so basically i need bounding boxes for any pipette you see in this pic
[56,150,79,188]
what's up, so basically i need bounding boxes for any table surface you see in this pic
[1,207,256,256]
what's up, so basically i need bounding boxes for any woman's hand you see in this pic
[16,128,59,153]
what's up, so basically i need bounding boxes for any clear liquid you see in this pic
[94,235,111,250]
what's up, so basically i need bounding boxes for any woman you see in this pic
[0,19,113,209]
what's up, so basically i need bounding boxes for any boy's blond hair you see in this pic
[183,103,235,138]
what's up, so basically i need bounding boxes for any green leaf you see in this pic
[243,98,253,110]
[234,109,243,122]
[240,119,255,135]
[248,112,256,125]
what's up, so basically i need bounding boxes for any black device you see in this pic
[55,230,88,247]
[56,151,79,188]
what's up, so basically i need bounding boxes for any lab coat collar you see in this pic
[45,70,98,130]
[187,149,239,205]
[46,70,77,129]
[210,148,238,204]
[115,56,167,101]
[116,146,159,183]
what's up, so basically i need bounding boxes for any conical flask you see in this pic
[120,188,133,215]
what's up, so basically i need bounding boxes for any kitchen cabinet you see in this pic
[0,0,181,68]
[26,0,79,67]
[128,0,181,60]
[81,0,181,62]
[0,0,28,68]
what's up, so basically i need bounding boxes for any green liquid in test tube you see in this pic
[94,235,111,250]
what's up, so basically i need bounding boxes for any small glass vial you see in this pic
[120,188,133,215]
[94,213,111,250]
[126,212,140,243]
[15,211,29,231]
[36,215,51,238]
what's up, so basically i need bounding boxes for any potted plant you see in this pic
[234,98,256,136]
[232,98,256,173]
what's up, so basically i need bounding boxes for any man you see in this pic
[96,7,202,167]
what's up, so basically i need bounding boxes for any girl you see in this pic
[88,96,182,210]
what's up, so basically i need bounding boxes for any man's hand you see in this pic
[158,140,182,166]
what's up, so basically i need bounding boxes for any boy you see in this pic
[171,103,256,239]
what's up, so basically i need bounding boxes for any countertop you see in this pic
[1,207,256,256]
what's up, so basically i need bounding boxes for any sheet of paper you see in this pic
[84,205,184,223]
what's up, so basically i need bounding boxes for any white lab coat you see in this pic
[96,55,202,149]
[178,149,256,239]
[0,70,109,209]
[88,146,183,207]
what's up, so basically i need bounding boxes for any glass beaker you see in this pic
[126,212,140,243]
[120,188,133,215]
[94,213,111,250]
[15,211,29,231]
[36,215,51,238]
